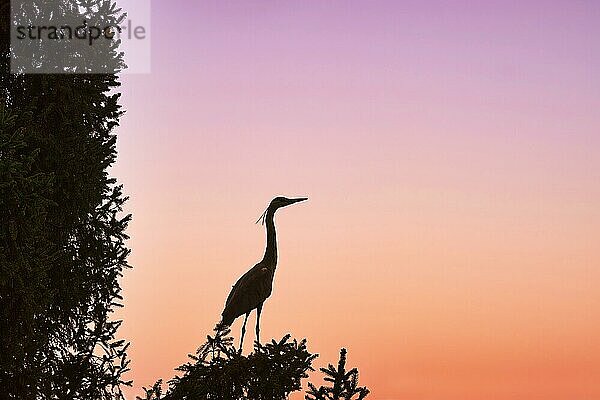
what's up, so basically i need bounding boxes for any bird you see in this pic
[218,196,308,350]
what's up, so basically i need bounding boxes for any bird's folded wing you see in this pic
[222,265,270,323]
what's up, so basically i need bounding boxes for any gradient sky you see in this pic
[113,1,600,399]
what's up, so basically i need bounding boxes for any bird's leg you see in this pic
[239,312,250,351]
[255,303,263,346]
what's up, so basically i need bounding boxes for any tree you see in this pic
[306,348,370,400]
[137,330,316,400]
[136,331,369,400]
[0,1,131,398]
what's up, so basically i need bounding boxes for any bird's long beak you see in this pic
[286,197,308,206]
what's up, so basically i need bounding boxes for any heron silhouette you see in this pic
[218,196,308,350]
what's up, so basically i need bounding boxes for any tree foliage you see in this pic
[0,1,131,398]
[306,348,369,400]
[136,331,369,400]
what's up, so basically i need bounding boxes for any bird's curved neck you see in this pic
[261,209,277,265]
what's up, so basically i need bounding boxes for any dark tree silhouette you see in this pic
[306,349,370,400]
[0,1,131,398]
[136,331,369,400]
[137,331,316,400]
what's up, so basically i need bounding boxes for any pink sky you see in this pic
[114,1,600,398]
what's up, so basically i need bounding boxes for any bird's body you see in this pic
[219,196,307,349]
[221,261,274,326]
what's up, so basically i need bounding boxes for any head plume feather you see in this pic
[255,208,268,225]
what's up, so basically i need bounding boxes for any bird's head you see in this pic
[256,196,308,224]
[270,196,308,209]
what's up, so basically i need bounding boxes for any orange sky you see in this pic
[113,1,600,398]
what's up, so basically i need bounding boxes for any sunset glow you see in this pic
[114,1,600,398]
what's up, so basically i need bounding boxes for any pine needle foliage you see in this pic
[1,1,131,398]
[138,330,317,400]
[137,332,370,400]
[306,349,370,400]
